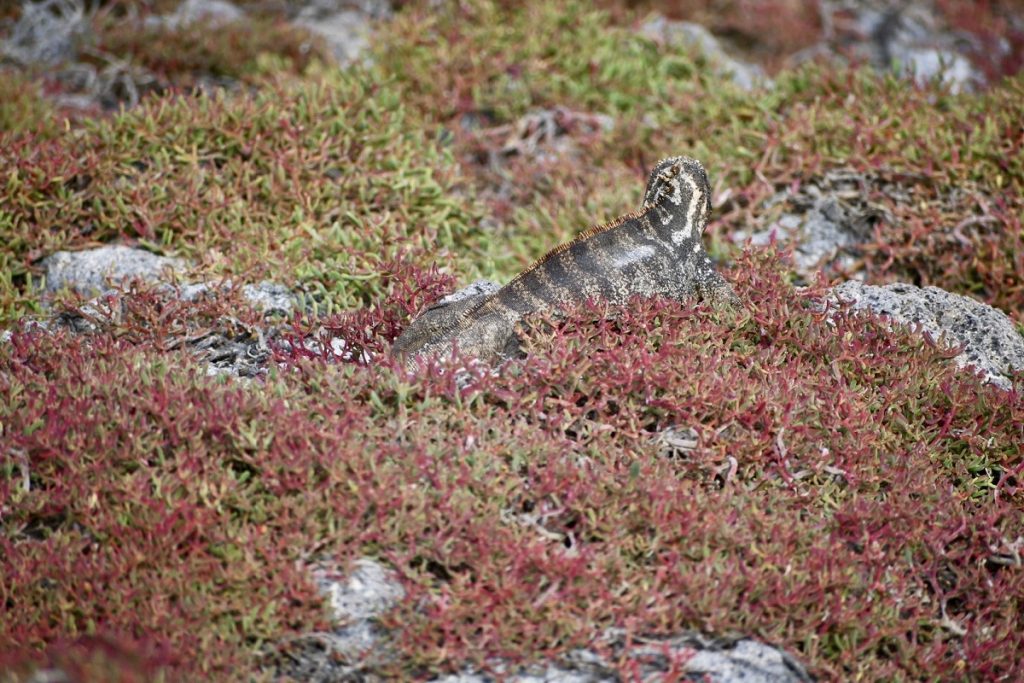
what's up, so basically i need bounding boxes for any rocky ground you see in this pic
[1,1,1023,682]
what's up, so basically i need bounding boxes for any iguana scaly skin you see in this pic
[392,156,738,366]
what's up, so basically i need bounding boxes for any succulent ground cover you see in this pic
[2,0,1023,681]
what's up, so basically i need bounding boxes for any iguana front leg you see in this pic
[697,268,741,309]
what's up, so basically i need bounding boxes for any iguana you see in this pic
[391,156,738,367]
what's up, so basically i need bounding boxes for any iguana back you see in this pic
[392,156,737,366]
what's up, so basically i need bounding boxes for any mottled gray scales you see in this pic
[570,229,622,300]
[392,155,738,367]
[525,263,560,303]
[543,250,577,291]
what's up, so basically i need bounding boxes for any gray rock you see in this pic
[1,0,89,66]
[282,334,375,364]
[436,669,596,683]
[832,281,1024,389]
[273,557,405,681]
[736,168,903,280]
[0,319,52,346]
[42,245,186,296]
[144,0,244,30]
[664,634,813,683]
[861,7,977,93]
[195,330,271,380]
[316,557,405,623]
[652,425,700,459]
[25,246,299,380]
[640,16,771,91]
[277,558,812,683]
[241,281,295,315]
[429,631,813,683]
[311,556,404,663]
[813,2,985,92]
[41,246,294,313]
[752,196,865,275]
[898,47,976,91]
[170,280,297,378]
[179,279,296,315]
[295,0,392,65]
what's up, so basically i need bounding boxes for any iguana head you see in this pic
[641,156,713,245]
